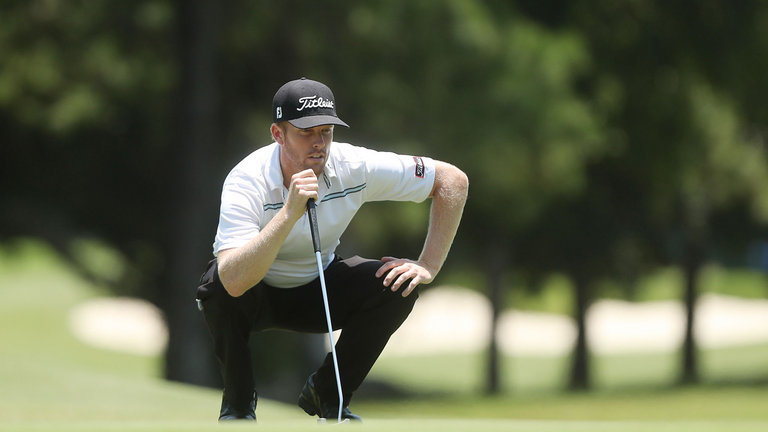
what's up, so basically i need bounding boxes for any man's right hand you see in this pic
[284,169,319,221]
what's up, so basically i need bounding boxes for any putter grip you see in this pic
[306,199,321,253]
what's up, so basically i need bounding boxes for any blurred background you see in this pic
[2,0,768,418]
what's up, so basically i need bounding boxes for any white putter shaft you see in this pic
[306,199,344,423]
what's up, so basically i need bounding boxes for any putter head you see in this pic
[317,418,351,425]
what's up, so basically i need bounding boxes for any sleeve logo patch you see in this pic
[413,156,425,178]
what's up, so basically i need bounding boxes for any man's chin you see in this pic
[306,160,325,173]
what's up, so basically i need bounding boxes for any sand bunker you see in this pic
[68,287,768,357]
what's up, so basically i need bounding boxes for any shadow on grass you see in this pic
[355,372,768,404]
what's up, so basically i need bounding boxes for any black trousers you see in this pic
[196,255,419,413]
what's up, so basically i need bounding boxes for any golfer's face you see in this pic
[281,123,333,175]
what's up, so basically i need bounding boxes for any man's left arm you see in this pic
[375,161,469,296]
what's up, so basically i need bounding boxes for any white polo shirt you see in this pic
[213,141,436,288]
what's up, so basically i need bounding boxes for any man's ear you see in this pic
[271,123,284,144]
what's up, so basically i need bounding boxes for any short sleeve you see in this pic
[361,149,436,203]
[212,172,264,255]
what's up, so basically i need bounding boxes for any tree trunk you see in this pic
[569,273,590,391]
[680,253,700,385]
[680,195,708,385]
[485,246,508,394]
[162,0,222,387]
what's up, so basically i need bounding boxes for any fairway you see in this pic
[4,419,768,432]
[2,241,768,432]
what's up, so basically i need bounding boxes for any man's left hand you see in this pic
[375,257,436,297]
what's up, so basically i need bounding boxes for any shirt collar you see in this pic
[322,144,338,181]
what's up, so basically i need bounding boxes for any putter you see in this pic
[306,199,345,423]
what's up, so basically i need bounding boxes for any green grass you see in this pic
[2,239,768,432]
[367,345,768,396]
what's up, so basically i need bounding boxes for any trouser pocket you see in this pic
[196,258,224,310]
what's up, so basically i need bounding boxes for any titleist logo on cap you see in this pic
[272,78,349,128]
[297,95,334,112]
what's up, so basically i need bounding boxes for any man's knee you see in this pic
[382,284,419,320]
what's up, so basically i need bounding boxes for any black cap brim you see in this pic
[288,115,349,129]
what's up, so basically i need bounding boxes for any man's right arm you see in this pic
[217,169,318,297]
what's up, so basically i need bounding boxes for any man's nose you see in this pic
[313,132,326,147]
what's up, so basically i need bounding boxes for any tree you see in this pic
[0,0,222,386]
[519,0,768,386]
[163,0,223,387]
[318,1,609,393]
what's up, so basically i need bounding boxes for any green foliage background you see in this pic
[2,0,768,392]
